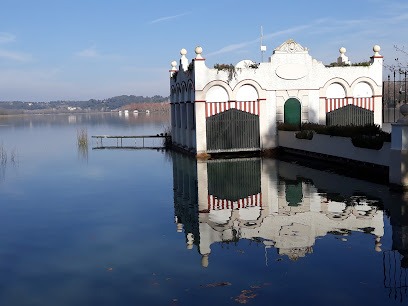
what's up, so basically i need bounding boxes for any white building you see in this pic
[169,40,383,155]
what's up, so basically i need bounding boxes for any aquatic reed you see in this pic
[77,128,88,147]
[0,143,7,165]
[10,148,18,165]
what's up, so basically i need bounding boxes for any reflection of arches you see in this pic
[239,206,262,220]
[284,98,301,125]
[325,206,353,221]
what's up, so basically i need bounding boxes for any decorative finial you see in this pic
[195,46,203,59]
[396,103,408,124]
[179,48,188,71]
[373,45,381,56]
[169,60,178,77]
[337,47,350,65]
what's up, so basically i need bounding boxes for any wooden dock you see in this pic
[91,135,171,150]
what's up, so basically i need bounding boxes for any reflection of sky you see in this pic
[0,114,185,305]
[0,113,407,305]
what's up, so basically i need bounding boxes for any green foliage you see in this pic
[295,130,314,140]
[214,63,237,82]
[278,123,391,150]
[214,63,235,71]
[247,62,260,69]
[277,123,301,131]
[325,61,371,68]
[351,134,385,150]
[351,61,371,67]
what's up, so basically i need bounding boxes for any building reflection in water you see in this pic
[385,194,408,301]
[171,153,385,268]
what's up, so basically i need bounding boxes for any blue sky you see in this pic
[0,0,407,102]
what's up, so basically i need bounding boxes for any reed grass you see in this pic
[10,148,17,165]
[0,143,7,165]
[77,128,88,147]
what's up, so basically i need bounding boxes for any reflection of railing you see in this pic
[383,250,408,302]
[207,193,262,210]
[91,135,171,150]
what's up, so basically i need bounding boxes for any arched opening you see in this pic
[327,82,346,98]
[284,98,301,126]
[353,82,373,98]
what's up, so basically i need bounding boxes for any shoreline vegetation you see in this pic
[0,143,18,166]
[0,95,170,115]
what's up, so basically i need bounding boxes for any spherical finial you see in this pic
[339,47,346,54]
[195,46,204,60]
[397,103,408,124]
[180,48,187,56]
[373,45,381,56]
[171,61,177,69]
[400,103,408,117]
[195,46,203,55]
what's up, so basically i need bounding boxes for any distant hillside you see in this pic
[0,95,170,114]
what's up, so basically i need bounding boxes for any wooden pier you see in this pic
[91,135,171,150]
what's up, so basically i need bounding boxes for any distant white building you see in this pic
[169,40,383,155]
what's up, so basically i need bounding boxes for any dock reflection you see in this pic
[171,153,385,267]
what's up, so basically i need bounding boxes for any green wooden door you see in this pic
[284,98,301,126]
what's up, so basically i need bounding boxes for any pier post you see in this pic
[390,104,408,189]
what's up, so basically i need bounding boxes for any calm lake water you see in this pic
[0,113,407,306]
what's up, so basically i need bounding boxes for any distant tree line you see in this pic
[0,95,169,112]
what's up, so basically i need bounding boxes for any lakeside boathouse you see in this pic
[169,39,383,156]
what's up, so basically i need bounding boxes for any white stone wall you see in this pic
[278,131,390,166]
[170,40,383,154]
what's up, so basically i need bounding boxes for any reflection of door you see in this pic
[208,158,261,201]
[285,182,303,206]
[284,98,301,126]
